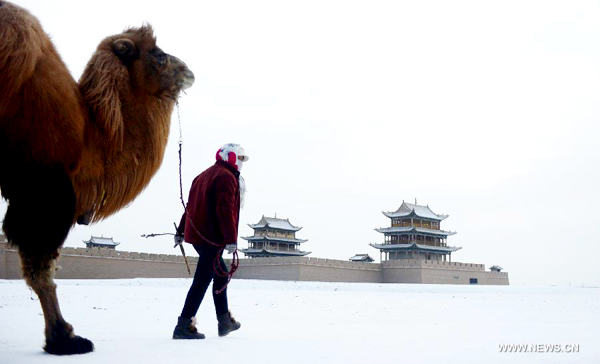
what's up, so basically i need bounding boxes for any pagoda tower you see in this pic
[240,216,310,258]
[370,201,461,262]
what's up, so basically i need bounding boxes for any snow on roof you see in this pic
[383,202,449,221]
[84,236,119,246]
[248,216,302,231]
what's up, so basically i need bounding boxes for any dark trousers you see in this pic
[181,245,229,318]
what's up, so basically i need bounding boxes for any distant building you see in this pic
[240,216,310,257]
[349,254,374,262]
[83,236,120,250]
[370,201,460,262]
[490,265,503,272]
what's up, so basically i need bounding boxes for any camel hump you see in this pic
[0,2,53,101]
[0,1,84,174]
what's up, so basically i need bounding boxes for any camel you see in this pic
[0,1,195,355]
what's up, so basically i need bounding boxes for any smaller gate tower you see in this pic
[241,216,310,258]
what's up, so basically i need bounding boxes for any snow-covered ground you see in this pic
[0,279,597,364]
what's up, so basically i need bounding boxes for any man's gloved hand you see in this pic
[174,234,184,248]
[225,243,237,254]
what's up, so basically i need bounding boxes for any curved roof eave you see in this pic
[240,236,308,243]
[369,243,461,253]
[382,202,449,221]
[375,227,456,237]
[247,223,303,232]
[239,248,311,256]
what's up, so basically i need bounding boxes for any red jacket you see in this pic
[177,160,240,246]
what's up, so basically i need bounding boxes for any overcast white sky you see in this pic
[2,0,600,286]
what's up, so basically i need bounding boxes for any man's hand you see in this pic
[174,234,184,248]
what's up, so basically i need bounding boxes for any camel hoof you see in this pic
[44,335,94,355]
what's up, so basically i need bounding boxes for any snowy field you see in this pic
[0,279,598,364]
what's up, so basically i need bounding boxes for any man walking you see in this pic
[172,143,248,339]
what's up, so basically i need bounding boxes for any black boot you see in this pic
[217,311,241,337]
[173,316,205,339]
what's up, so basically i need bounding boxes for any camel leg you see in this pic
[2,164,93,355]
[20,250,94,355]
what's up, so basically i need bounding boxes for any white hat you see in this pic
[216,143,249,171]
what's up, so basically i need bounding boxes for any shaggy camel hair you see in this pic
[0,1,195,355]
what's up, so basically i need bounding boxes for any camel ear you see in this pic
[112,39,137,61]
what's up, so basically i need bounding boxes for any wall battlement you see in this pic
[237,256,380,271]
[60,247,198,263]
[384,259,485,271]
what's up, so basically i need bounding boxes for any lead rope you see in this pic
[176,102,239,294]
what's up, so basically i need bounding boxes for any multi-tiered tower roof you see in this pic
[370,201,461,261]
[240,216,310,257]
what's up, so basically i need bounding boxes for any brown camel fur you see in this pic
[0,1,194,355]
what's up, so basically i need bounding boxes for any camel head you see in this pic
[110,25,195,100]
[78,24,194,154]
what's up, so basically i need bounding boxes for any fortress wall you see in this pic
[420,266,487,285]
[54,247,197,279]
[0,242,22,279]
[419,260,492,285]
[383,259,486,270]
[231,256,303,281]
[0,239,6,279]
[5,250,21,279]
[233,258,302,281]
[298,264,381,282]
[299,257,382,283]
[381,261,423,283]
[0,241,509,285]
[55,254,197,279]
[484,271,510,285]
[231,257,381,282]
[382,260,495,285]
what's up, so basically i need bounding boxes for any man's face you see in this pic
[236,155,245,172]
